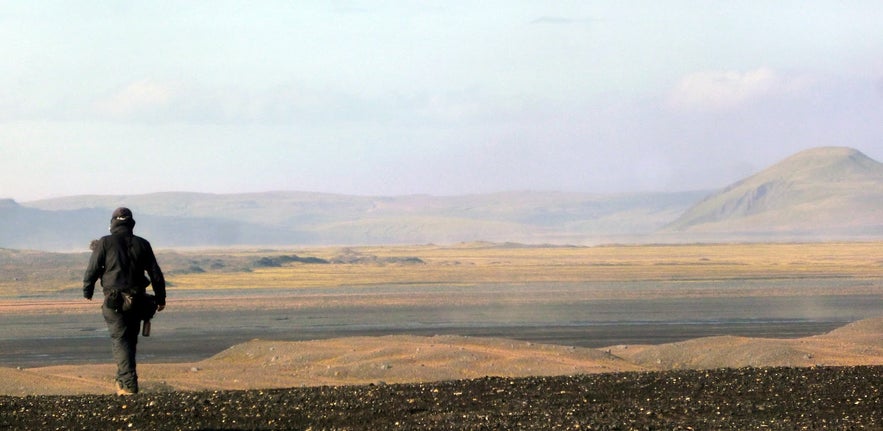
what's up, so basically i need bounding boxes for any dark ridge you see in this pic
[253,255,330,267]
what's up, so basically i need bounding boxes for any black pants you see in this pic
[102,304,141,390]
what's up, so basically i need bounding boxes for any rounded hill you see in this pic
[665,147,883,237]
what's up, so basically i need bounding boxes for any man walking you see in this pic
[83,207,166,395]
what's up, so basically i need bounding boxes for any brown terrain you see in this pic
[2,316,881,397]
[1,318,881,430]
[1,242,881,428]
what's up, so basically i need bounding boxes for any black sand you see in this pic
[2,366,880,430]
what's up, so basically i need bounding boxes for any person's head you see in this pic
[110,207,136,230]
[112,207,133,220]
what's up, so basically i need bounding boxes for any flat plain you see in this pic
[1,241,881,396]
[2,242,882,429]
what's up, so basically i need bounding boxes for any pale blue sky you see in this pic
[2,1,882,201]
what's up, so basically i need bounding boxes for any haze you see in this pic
[2,2,882,202]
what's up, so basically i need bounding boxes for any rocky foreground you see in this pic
[2,366,880,430]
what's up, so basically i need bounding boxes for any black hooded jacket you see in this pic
[83,217,166,306]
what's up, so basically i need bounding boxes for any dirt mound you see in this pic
[609,336,809,369]
[183,335,642,389]
[609,316,883,370]
[2,318,880,397]
[1,335,642,396]
[0,366,110,397]
[819,316,883,344]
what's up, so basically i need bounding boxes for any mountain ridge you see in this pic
[3,147,883,250]
[4,190,706,250]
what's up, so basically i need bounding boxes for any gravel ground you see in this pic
[2,366,881,430]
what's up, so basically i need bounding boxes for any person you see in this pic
[83,207,166,395]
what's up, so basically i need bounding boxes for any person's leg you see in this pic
[103,305,140,394]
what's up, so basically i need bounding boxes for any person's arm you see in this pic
[83,240,105,300]
[143,240,166,311]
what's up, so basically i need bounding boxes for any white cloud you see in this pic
[93,80,174,119]
[668,68,783,110]
[84,78,534,127]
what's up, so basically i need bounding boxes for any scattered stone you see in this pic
[0,366,879,430]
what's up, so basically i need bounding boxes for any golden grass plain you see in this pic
[1,241,881,396]
[166,241,883,291]
[2,241,882,312]
[2,241,882,297]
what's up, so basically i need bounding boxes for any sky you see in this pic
[1,1,882,202]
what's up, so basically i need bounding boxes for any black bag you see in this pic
[137,293,159,321]
[107,290,158,321]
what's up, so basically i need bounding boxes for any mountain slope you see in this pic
[0,199,107,251]
[7,191,704,250]
[0,198,312,251]
[665,147,883,236]
[7,146,883,250]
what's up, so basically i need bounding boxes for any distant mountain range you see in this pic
[2,147,881,251]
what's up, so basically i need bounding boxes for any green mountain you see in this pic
[664,147,883,238]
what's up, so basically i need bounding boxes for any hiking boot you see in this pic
[116,381,137,396]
